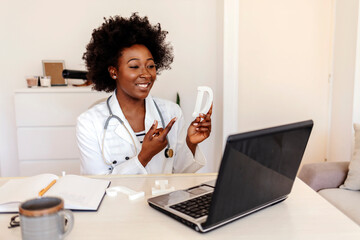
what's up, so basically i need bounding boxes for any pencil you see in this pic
[38,179,57,197]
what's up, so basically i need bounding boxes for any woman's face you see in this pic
[110,44,157,101]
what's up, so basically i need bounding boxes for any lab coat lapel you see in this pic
[145,95,163,133]
[109,92,141,150]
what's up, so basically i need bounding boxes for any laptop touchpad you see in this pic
[186,185,213,195]
[150,185,213,207]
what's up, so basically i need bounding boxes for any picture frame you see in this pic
[42,60,66,86]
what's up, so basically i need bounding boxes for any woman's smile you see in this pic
[135,82,152,90]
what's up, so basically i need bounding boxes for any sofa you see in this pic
[299,161,360,225]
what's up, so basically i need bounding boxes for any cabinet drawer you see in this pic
[17,127,79,160]
[19,159,80,176]
[15,92,109,126]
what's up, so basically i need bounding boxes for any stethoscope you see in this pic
[101,95,174,167]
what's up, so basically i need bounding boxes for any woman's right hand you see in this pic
[138,118,176,167]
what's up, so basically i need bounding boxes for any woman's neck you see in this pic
[116,92,146,132]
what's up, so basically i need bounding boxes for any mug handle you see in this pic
[58,209,74,238]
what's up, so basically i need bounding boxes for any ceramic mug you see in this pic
[19,197,74,240]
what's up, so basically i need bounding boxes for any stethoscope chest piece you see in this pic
[165,148,174,158]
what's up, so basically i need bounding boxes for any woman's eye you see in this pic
[147,65,156,69]
[129,66,139,69]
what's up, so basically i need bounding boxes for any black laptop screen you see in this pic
[204,120,313,228]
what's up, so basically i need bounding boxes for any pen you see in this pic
[38,179,57,197]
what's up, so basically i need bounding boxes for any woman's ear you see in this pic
[108,66,117,79]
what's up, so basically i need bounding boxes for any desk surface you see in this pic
[1,173,360,239]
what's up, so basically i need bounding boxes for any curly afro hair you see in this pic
[83,13,174,92]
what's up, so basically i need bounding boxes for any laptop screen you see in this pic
[204,120,313,228]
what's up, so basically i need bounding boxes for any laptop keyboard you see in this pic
[169,193,213,219]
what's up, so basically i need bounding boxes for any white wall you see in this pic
[234,0,334,164]
[328,0,359,163]
[0,0,223,176]
[223,0,239,145]
[355,1,360,125]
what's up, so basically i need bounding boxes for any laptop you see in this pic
[147,120,313,233]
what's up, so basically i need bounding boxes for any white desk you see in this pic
[1,173,360,239]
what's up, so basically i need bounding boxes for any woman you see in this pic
[77,13,212,175]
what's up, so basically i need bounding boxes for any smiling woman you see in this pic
[77,13,213,175]
[108,44,157,107]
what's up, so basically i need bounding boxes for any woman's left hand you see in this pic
[186,105,212,154]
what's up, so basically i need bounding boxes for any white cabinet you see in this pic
[14,87,110,176]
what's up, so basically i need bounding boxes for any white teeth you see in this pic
[137,83,149,88]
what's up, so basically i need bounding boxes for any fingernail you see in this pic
[153,120,157,124]
[193,123,199,126]
[196,128,199,131]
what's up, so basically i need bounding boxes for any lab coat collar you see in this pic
[145,95,164,132]
[109,91,163,150]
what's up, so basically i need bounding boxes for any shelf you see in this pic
[14,86,100,93]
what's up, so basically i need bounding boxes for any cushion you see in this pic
[319,188,360,225]
[298,162,349,191]
[340,123,360,190]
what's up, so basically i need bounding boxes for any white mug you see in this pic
[19,197,74,240]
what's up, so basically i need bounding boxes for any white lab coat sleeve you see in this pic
[172,106,206,173]
[111,157,147,175]
[76,114,110,175]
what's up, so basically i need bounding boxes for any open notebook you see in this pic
[0,174,110,213]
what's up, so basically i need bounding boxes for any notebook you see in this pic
[148,120,313,232]
[0,174,110,213]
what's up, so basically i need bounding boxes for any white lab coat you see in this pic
[76,91,206,175]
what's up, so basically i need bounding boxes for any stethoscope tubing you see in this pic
[101,95,173,168]
[152,99,171,150]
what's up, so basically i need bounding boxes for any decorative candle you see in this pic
[40,76,51,87]
[26,76,38,88]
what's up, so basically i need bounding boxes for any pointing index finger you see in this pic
[159,117,177,140]
[147,120,158,140]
